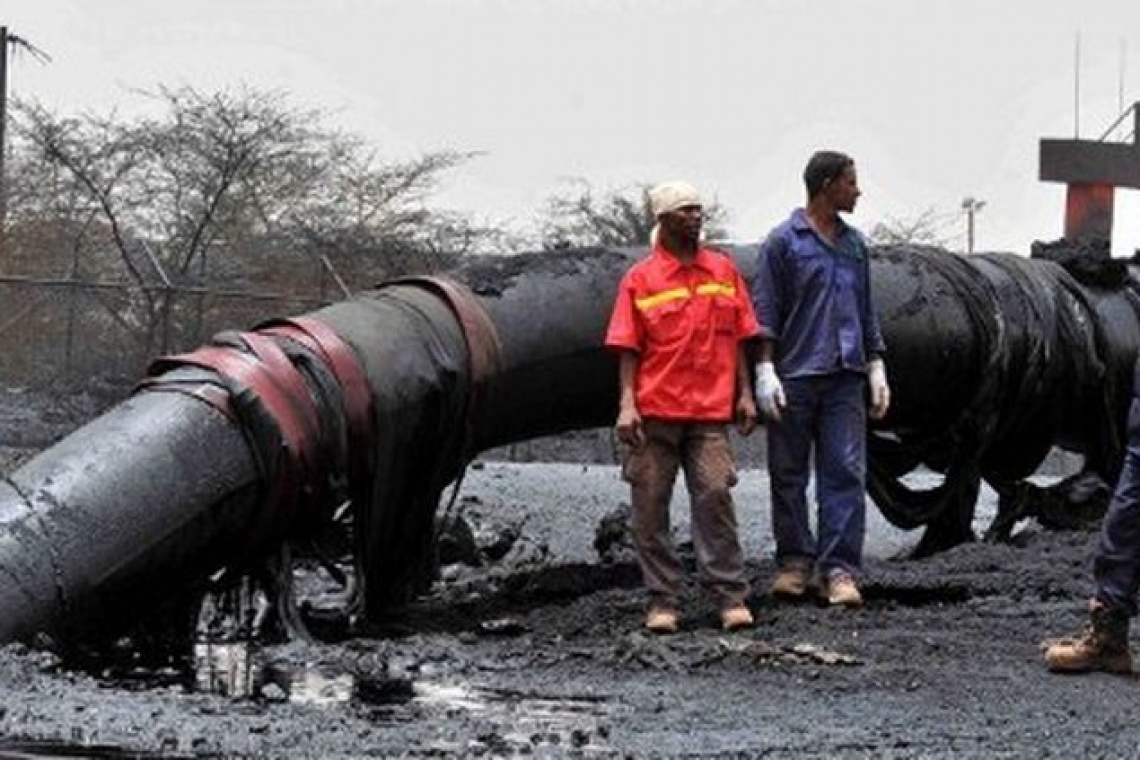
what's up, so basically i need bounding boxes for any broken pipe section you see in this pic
[0,249,638,644]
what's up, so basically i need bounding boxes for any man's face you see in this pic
[826,165,861,213]
[660,204,703,245]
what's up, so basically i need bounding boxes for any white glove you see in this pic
[868,358,890,420]
[755,361,786,422]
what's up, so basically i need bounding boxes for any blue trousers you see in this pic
[1094,396,1140,616]
[767,372,866,577]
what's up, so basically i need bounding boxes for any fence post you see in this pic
[64,249,79,379]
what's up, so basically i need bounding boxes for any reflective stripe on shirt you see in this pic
[635,281,736,312]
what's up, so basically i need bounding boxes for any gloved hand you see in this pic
[868,358,890,420]
[755,361,786,422]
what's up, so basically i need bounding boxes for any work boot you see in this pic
[644,606,680,634]
[1043,600,1133,674]
[819,571,863,608]
[770,561,811,600]
[720,604,754,632]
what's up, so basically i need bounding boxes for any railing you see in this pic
[1097,100,1139,143]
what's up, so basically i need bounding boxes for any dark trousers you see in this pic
[1095,397,1140,616]
[767,372,866,578]
[622,419,749,611]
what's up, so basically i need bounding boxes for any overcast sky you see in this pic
[6,0,1140,254]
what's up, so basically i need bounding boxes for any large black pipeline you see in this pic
[0,244,1135,644]
[866,246,1139,553]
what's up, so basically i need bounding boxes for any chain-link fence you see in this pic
[0,272,332,391]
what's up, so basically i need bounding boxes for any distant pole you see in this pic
[0,31,50,246]
[1,26,8,233]
[1074,32,1081,138]
[1121,39,1128,117]
[962,197,986,253]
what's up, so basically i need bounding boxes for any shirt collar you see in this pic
[790,207,851,238]
[651,244,715,276]
[790,208,861,258]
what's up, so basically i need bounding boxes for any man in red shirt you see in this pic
[605,180,760,633]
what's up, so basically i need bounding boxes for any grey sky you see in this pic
[6,0,1140,253]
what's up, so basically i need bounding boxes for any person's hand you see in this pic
[755,361,786,423]
[616,404,646,447]
[736,393,758,436]
[868,358,890,420]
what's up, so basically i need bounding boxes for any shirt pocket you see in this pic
[790,240,832,291]
[642,299,689,345]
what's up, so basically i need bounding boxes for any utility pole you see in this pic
[1074,33,1081,138]
[962,197,986,253]
[1,26,9,234]
[0,28,49,246]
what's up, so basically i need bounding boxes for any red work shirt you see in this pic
[605,245,761,421]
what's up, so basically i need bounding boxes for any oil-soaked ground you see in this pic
[0,395,1135,758]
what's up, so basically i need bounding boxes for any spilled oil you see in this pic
[0,739,210,759]
[193,642,257,698]
[190,641,614,753]
[55,640,614,755]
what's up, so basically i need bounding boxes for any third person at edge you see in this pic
[749,150,891,608]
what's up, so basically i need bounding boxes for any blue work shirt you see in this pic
[750,208,885,378]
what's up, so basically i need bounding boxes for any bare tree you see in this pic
[8,86,487,354]
[535,180,730,250]
[283,145,488,280]
[868,207,957,248]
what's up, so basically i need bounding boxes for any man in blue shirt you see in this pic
[749,150,890,607]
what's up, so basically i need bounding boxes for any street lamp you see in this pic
[961,197,986,253]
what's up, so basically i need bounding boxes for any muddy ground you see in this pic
[0,393,1135,759]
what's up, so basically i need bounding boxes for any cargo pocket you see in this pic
[695,427,737,490]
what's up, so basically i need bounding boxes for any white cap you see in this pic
[648,181,702,217]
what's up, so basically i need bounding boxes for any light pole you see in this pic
[0,28,50,240]
[962,197,986,253]
[1,26,9,234]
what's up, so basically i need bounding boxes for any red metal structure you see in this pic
[1040,103,1140,240]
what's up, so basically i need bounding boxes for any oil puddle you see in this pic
[0,739,205,758]
[193,642,258,698]
[193,642,615,753]
[354,680,614,754]
[193,642,358,705]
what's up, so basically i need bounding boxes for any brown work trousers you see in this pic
[621,419,749,612]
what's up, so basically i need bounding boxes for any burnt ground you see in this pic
[0,398,1135,759]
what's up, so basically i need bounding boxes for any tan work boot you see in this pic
[645,607,680,634]
[770,561,810,600]
[819,571,863,608]
[720,604,754,632]
[1043,600,1133,674]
